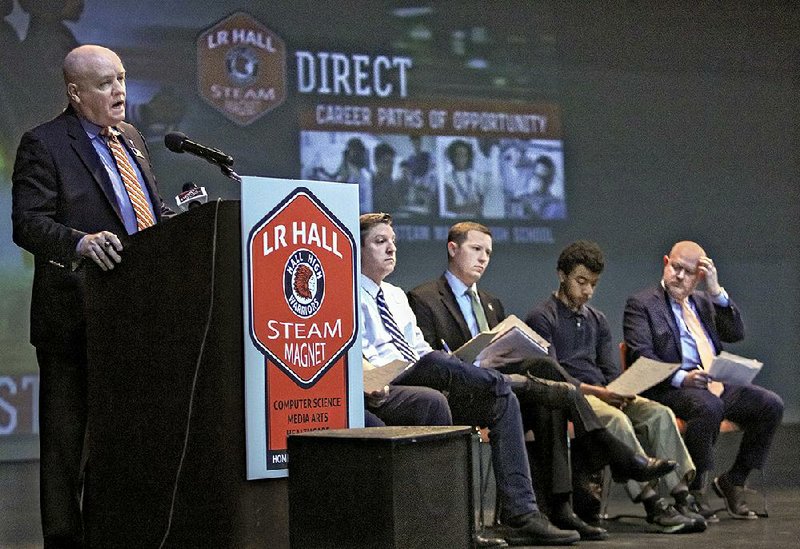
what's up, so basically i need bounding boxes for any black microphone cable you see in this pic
[158,198,221,548]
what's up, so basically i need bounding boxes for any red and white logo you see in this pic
[247,189,357,387]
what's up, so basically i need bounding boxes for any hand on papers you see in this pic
[589,385,635,409]
[681,369,713,389]
[362,357,389,399]
[457,315,549,366]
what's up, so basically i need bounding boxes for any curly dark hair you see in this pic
[557,240,605,275]
[445,139,474,170]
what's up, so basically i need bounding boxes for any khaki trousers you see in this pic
[586,395,695,500]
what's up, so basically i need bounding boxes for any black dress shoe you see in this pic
[550,506,609,541]
[713,475,757,520]
[503,511,580,546]
[611,455,676,483]
[571,468,604,523]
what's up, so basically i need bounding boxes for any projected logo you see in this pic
[247,189,357,387]
[197,12,287,125]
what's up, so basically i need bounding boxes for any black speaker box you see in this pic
[288,426,474,549]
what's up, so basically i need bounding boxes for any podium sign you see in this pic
[242,177,363,479]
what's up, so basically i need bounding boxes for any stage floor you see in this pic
[3,424,800,548]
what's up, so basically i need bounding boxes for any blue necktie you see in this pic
[375,288,419,362]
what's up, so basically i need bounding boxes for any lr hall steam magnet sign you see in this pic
[242,178,362,479]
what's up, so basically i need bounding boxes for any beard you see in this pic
[558,283,584,311]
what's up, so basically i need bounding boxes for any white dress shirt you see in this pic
[360,274,433,367]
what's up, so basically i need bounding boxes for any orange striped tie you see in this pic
[103,128,155,231]
[681,299,724,396]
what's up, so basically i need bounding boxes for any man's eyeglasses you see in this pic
[669,261,697,277]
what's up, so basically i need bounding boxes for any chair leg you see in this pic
[753,468,769,518]
[473,430,497,527]
[599,465,613,520]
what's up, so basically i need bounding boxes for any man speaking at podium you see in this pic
[11,44,172,548]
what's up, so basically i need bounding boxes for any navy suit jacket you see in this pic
[12,105,170,351]
[407,274,505,352]
[623,284,745,395]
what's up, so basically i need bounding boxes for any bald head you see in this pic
[63,45,127,127]
[662,240,706,301]
[669,240,705,260]
[63,45,120,84]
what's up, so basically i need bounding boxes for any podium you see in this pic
[83,201,289,548]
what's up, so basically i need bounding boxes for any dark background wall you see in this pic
[0,1,798,461]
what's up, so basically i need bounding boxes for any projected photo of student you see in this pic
[395,135,436,216]
[332,137,373,212]
[406,134,432,181]
[372,143,407,214]
[501,142,567,220]
[441,138,488,217]
[526,155,566,220]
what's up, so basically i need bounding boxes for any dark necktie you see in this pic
[102,127,155,231]
[375,288,418,362]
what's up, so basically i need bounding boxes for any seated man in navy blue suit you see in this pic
[624,241,784,520]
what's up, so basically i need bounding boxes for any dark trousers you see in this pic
[500,357,613,509]
[505,357,604,438]
[391,350,538,521]
[368,385,452,426]
[650,383,784,488]
[37,347,87,549]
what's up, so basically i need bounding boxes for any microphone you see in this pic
[164,132,234,167]
[175,182,209,211]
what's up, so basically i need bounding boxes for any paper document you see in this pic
[707,352,763,385]
[606,357,681,397]
[362,359,410,393]
[453,314,549,365]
